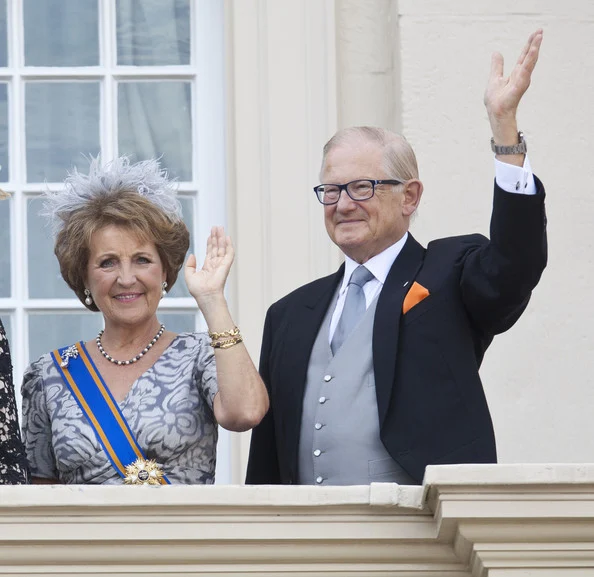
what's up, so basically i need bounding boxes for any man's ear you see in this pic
[402,180,423,216]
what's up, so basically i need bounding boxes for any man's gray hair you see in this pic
[42,156,183,239]
[321,126,419,181]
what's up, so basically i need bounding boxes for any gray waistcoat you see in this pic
[298,291,415,486]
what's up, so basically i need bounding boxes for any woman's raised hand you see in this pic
[185,226,234,309]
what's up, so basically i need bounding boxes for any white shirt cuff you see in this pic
[494,155,537,195]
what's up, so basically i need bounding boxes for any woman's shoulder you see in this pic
[22,350,63,393]
[24,352,51,375]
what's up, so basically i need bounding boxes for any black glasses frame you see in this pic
[313,179,403,205]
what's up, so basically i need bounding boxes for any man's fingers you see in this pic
[490,52,504,80]
[521,31,543,74]
[517,29,543,70]
[516,30,536,66]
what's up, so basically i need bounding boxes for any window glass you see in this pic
[23,0,99,66]
[0,83,8,182]
[116,0,190,66]
[159,312,196,335]
[28,313,104,364]
[118,81,192,181]
[168,196,193,298]
[27,197,70,298]
[0,197,10,297]
[26,82,100,182]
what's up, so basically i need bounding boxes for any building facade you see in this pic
[1,0,592,484]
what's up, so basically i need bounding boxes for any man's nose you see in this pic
[335,188,358,211]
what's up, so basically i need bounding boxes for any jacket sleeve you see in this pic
[460,177,547,335]
[245,307,281,484]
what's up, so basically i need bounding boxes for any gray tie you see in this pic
[331,265,375,354]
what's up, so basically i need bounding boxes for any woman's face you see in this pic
[85,224,166,330]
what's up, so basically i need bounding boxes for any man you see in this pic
[246,30,547,485]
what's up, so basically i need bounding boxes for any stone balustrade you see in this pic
[2,464,594,576]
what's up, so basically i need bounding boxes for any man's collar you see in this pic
[341,232,409,290]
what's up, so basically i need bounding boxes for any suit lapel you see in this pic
[373,235,425,425]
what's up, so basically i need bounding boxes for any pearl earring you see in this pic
[84,288,93,306]
[161,281,168,298]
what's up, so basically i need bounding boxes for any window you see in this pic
[0,0,230,481]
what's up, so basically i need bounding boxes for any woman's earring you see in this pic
[161,281,168,298]
[84,288,93,306]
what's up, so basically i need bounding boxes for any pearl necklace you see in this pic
[96,324,165,366]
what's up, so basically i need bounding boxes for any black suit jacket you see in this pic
[246,180,547,484]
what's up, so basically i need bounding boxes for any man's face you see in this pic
[322,139,409,264]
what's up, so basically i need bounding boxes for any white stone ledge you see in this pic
[425,463,594,486]
[0,483,425,510]
[3,465,594,575]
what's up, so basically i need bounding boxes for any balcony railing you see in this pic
[2,464,594,576]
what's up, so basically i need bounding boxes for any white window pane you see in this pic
[24,0,99,67]
[0,197,10,297]
[116,0,190,66]
[118,81,192,181]
[0,82,7,182]
[27,197,70,299]
[159,312,196,335]
[28,313,104,364]
[167,196,193,298]
[0,0,6,67]
[26,82,100,182]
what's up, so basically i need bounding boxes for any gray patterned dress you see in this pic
[21,332,219,484]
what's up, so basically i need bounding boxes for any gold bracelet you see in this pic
[208,326,240,340]
[211,335,244,349]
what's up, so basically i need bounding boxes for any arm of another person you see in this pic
[21,360,61,484]
[246,307,281,484]
[461,29,547,333]
[185,227,269,432]
[0,323,29,484]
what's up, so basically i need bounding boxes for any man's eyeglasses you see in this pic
[313,179,403,205]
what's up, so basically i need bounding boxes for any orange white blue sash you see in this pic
[51,342,170,485]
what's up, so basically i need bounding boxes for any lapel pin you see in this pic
[403,281,409,287]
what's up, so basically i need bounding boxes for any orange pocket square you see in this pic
[402,281,430,314]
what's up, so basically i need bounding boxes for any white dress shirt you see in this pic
[328,156,536,342]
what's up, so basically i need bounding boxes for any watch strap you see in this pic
[490,131,527,155]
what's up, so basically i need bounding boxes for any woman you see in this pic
[0,189,28,484]
[21,158,268,484]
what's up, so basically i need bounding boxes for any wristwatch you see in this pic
[490,131,527,155]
